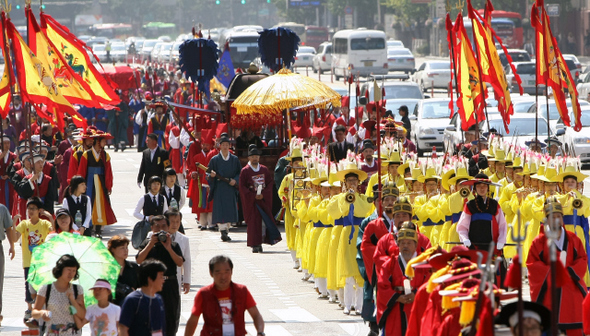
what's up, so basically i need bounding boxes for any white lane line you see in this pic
[269,308,321,323]
[247,325,292,336]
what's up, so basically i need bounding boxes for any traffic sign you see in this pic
[344,6,353,15]
[546,4,560,17]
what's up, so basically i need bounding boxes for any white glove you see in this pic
[138,182,142,189]
[496,242,504,250]
[463,239,471,247]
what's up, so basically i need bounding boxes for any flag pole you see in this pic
[446,13,462,145]
[375,80,382,215]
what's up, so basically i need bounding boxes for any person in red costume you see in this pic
[376,222,430,336]
[526,197,587,336]
[165,114,190,187]
[77,131,117,238]
[187,129,214,230]
[66,127,97,184]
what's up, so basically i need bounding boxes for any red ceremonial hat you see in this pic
[150,101,167,109]
[433,258,481,284]
[144,91,153,101]
[429,246,488,270]
[81,126,98,139]
[362,120,377,131]
[341,96,350,108]
[92,130,114,140]
[201,129,214,145]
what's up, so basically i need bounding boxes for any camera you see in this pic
[157,230,168,243]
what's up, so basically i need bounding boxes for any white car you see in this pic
[170,41,182,64]
[150,42,164,63]
[293,46,316,68]
[158,42,174,63]
[413,61,451,92]
[563,54,582,71]
[506,62,537,95]
[410,98,454,155]
[577,71,590,99]
[140,39,159,61]
[387,48,415,73]
[359,81,423,101]
[92,44,106,63]
[110,43,127,63]
[527,99,590,131]
[387,40,404,49]
[497,49,530,67]
[560,107,590,164]
[312,42,332,74]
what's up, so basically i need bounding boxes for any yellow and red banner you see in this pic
[532,0,582,131]
[0,13,12,118]
[40,12,120,106]
[452,14,486,131]
[27,8,101,109]
[468,0,520,133]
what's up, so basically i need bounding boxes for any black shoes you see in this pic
[252,245,263,253]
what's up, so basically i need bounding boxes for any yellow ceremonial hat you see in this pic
[447,167,474,187]
[313,169,328,185]
[405,167,423,181]
[555,160,588,182]
[538,165,559,183]
[336,162,368,182]
[418,167,441,183]
[286,147,303,161]
[397,161,411,177]
[506,155,522,168]
[488,149,506,162]
[517,161,538,176]
[441,168,456,191]
[504,150,514,165]
[382,150,402,165]
[531,163,546,180]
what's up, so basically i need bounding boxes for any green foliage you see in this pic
[385,0,430,23]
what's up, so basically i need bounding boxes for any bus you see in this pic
[477,10,523,49]
[274,22,306,43]
[224,29,260,71]
[464,17,516,50]
[87,23,133,39]
[331,28,388,79]
[304,26,329,49]
[143,22,177,39]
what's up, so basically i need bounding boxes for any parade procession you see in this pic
[0,0,589,335]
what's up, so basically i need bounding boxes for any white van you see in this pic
[332,28,388,79]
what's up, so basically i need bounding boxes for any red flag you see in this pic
[0,12,13,118]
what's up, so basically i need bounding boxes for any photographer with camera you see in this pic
[136,215,184,336]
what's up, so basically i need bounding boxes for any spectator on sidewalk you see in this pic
[0,203,15,325]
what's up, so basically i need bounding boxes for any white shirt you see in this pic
[220,151,230,161]
[85,303,120,336]
[27,172,44,190]
[400,251,418,270]
[382,213,396,234]
[163,185,186,210]
[62,195,92,229]
[172,231,191,288]
[133,192,169,220]
[150,147,157,161]
[248,162,260,172]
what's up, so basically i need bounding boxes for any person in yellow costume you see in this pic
[296,171,319,281]
[488,148,507,198]
[439,162,474,251]
[521,163,560,262]
[366,149,406,200]
[313,177,337,299]
[413,164,444,243]
[497,149,515,188]
[504,159,537,260]
[278,147,304,269]
[402,165,424,203]
[326,178,344,303]
[498,156,524,227]
[306,168,329,292]
[554,160,590,285]
[481,138,496,177]
[327,162,371,315]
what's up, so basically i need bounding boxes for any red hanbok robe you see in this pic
[527,228,588,336]
[187,145,213,215]
[362,216,395,286]
[406,283,430,336]
[67,146,85,183]
[77,149,117,225]
[374,232,431,285]
[239,163,281,247]
[12,168,31,220]
[435,308,462,336]
[166,125,184,172]
[376,252,430,336]
[15,172,55,221]
[418,287,446,336]
[0,151,17,209]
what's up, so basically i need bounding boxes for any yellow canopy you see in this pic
[232,68,341,117]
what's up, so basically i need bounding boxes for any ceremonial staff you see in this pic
[544,202,559,336]
[375,79,382,214]
[512,210,529,336]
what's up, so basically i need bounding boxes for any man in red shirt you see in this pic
[185,255,265,336]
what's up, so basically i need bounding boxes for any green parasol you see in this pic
[27,232,121,306]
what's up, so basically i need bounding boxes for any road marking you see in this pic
[269,308,321,323]
[247,325,292,336]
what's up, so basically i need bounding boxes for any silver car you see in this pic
[505,62,538,95]
[410,98,454,155]
[387,48,415,74]
[312,42,332,74]
[413,61,451,92]
[560,107,590,163]
[293,46,316,68]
